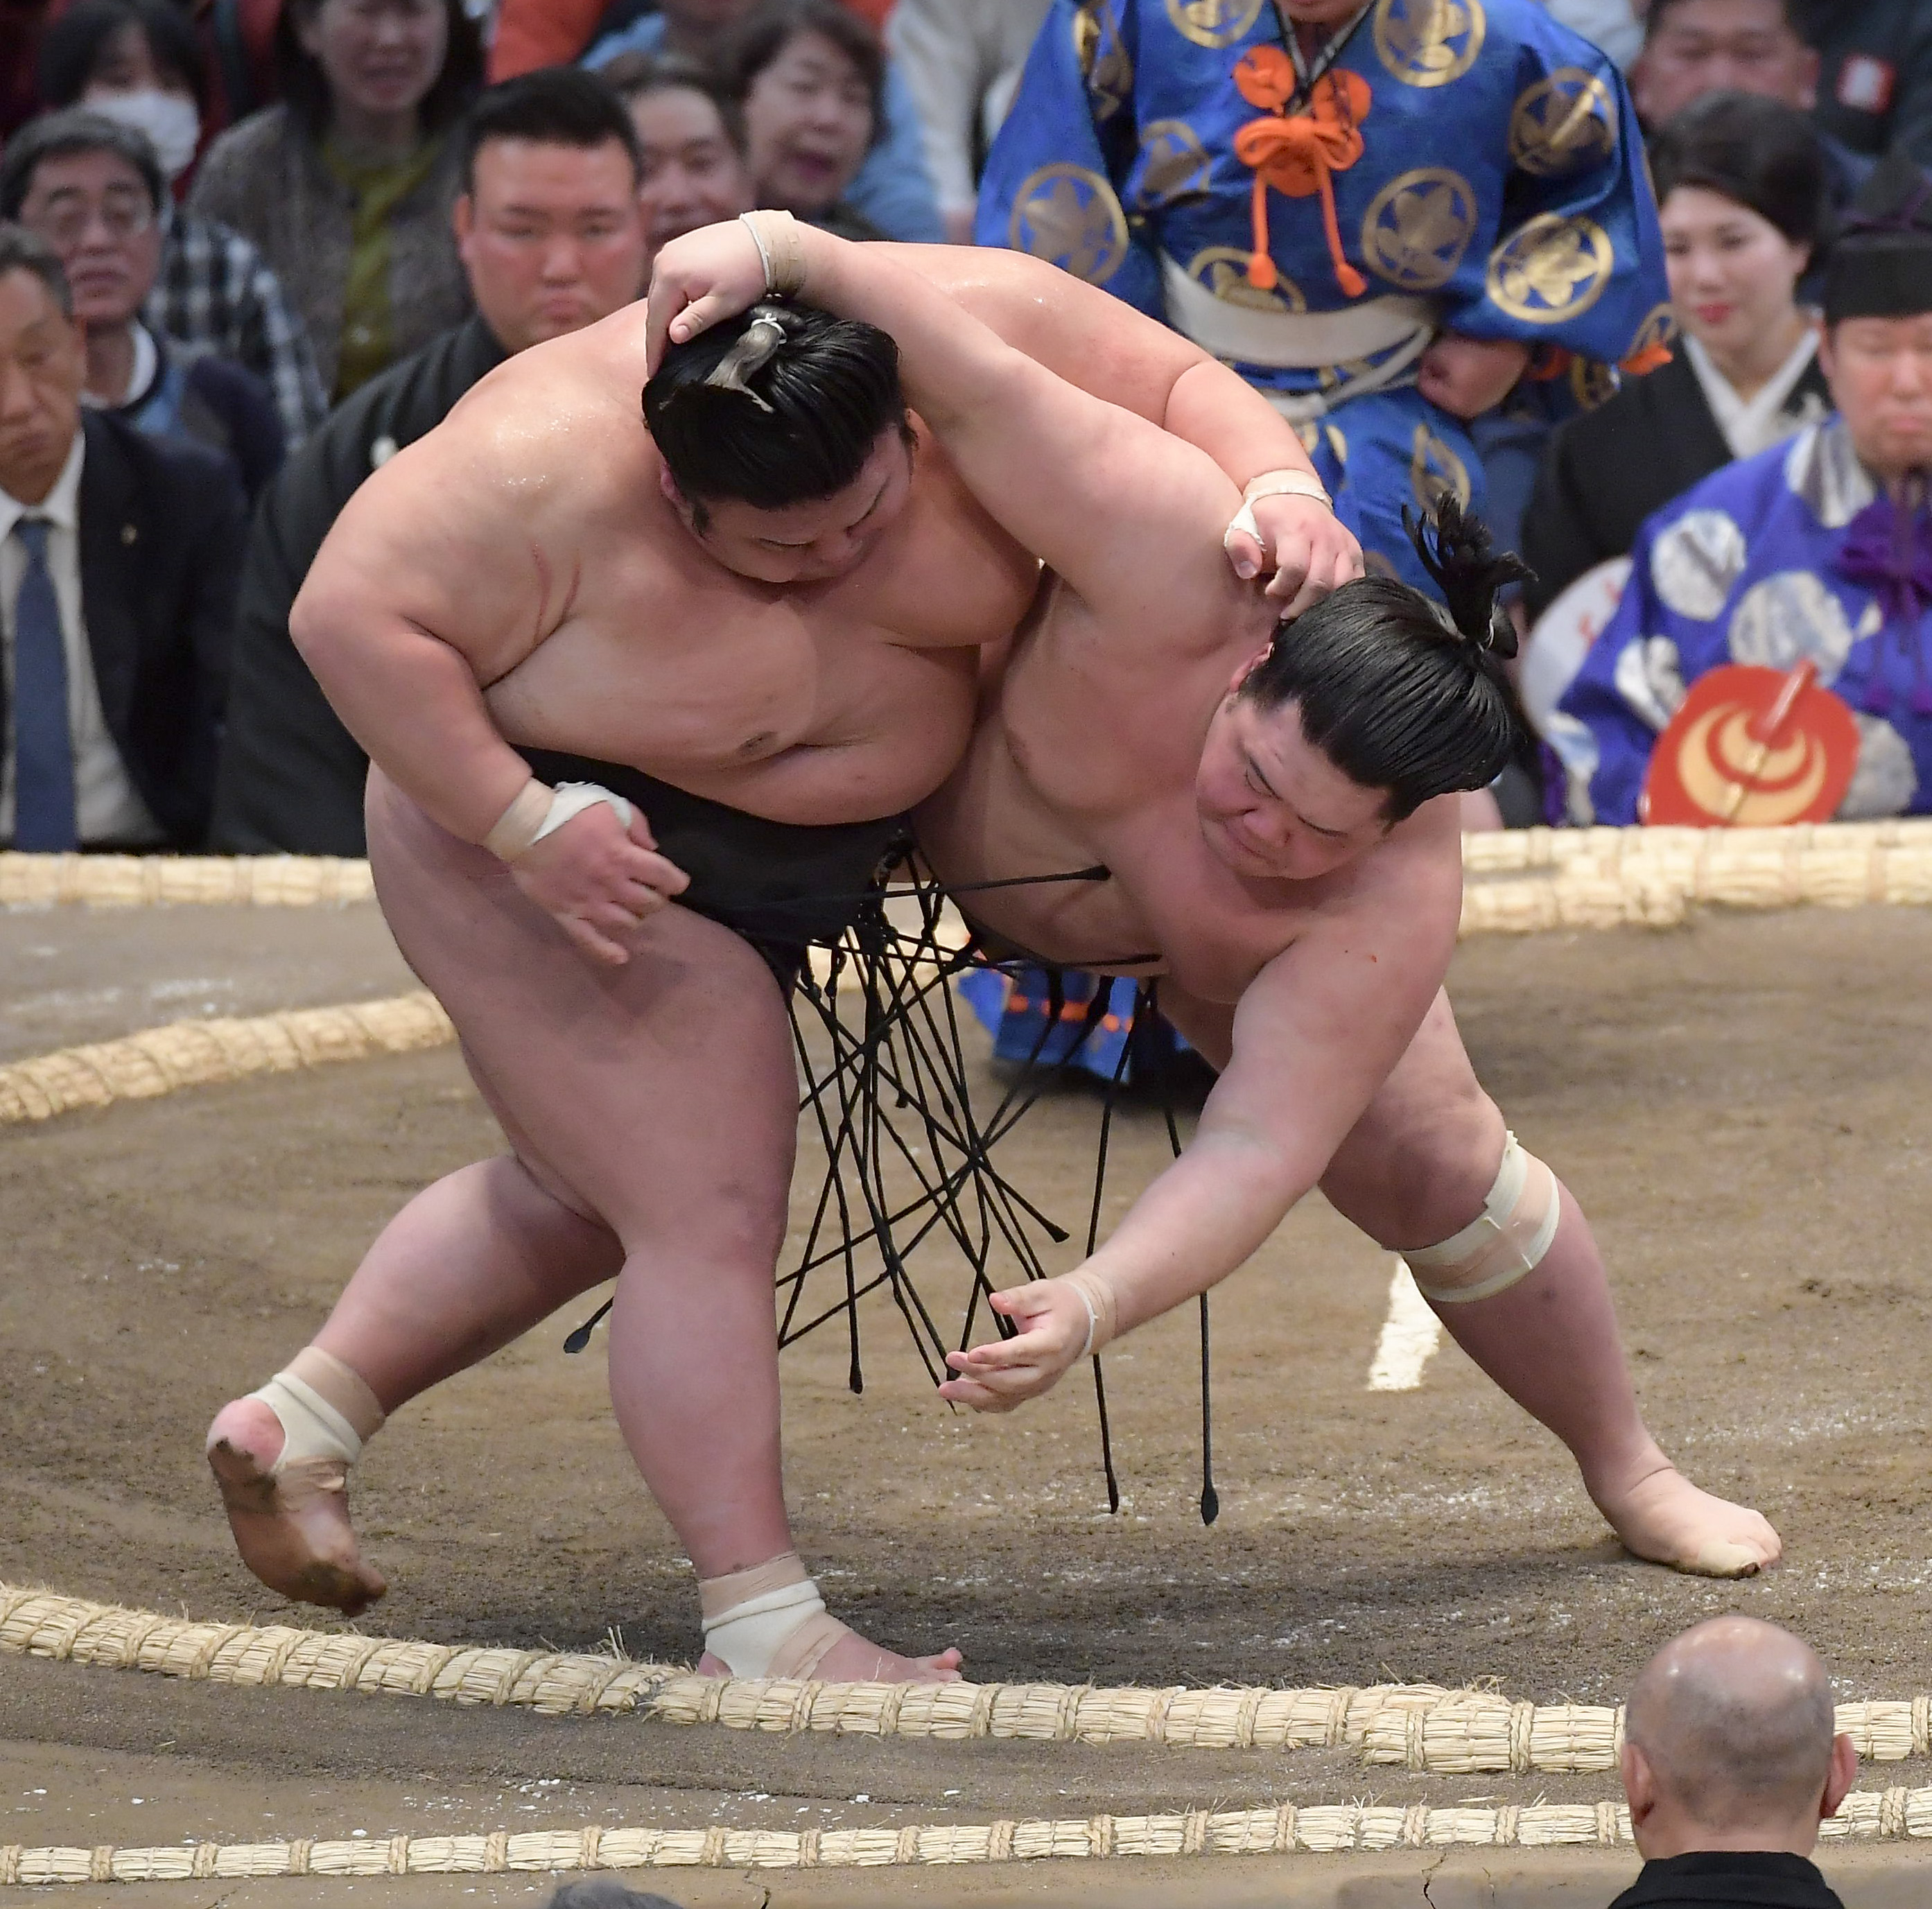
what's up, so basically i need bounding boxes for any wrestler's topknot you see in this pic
[1237,498,1530,821]
[1404,494,1533,661]
[643,301,911,521]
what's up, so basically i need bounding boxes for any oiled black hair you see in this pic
[1650,91,1829,250]
[1241,498,1530,822]
[643,299,908,520]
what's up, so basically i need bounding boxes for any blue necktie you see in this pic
[11,517,78,852]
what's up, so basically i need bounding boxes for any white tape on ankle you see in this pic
[248,1372,364,1475]
[702,1580,828,1677]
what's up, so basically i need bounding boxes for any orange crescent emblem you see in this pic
[1672,705,1831,827]
[1642,662,1860,828]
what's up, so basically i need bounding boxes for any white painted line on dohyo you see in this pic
[1366,1259,1443,1393]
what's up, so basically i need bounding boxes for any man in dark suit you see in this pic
[0,223,244,853]
[209,67,650,855]
[1613,1617,1856,1909]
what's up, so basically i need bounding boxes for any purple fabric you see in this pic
[1834,492,1932,715]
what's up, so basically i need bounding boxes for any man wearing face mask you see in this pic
[211,69,656,854]
[36,0,331,446]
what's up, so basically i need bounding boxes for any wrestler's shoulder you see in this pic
[887,243,1122,333]
[404,357,643,512]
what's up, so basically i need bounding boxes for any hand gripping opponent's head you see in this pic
[1194,496,1531,882]
[643,297,917,585]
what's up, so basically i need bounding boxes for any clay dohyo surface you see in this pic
[3,902,1932,1902]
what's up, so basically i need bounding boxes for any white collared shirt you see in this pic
[0,430,164,846]
[76,322,159,410]
[1684,326,1827,462]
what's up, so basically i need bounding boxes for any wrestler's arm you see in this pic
[894,247,1362,611]
[650,223,1242,646]
[938,819,1463,1413]
[291,408,689,964]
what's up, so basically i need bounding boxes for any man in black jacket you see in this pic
[209,68,651,854]
[1794,0,1932,170]
[0,225,243,853]
[1613,1617,1856,1909]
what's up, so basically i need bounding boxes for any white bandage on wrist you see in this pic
[482,778,636,863]
[1402,1133,1561,1305]
[699,1551,851,1680]
[482,778,552,860]
[1061,1269,1120,1360]
[1224,467,1335,555]
[247,1346,385,1476]
[739,209,808,297]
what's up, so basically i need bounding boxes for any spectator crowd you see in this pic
[0,0,1929,854]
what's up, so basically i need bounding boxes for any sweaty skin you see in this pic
[204,241,1363,1677]
[649,221,1783,1583]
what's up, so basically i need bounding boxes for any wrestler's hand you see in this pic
[1228,494,1366,618]
[510,803,690,967]
[645,221,772,374]
[1416,333,1532,421]
[937,1279,1090,1413]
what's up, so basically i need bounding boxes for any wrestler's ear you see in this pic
[658,464,690,513]
[453,194,476,264]
[1228,645,1273,695]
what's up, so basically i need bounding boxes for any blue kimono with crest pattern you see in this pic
[1554,415,1932,826]
[976,0,1667,591]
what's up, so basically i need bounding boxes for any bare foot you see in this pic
[697,1636,964,1683]
[205,1397,387,1616]
[1593,1461,1782,1578]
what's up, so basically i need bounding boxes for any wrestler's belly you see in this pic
[915,731,1165,971]
[487,646,980,826]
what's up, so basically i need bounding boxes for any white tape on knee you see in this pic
[1402,1134,1560,1305]
[248,1347,385,1476]
[699,1551,850,1680]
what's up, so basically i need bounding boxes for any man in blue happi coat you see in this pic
[1556,155,1932,826]
[976,0,1672,593]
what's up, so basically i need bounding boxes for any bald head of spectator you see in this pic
[1621,1618,1857,1860]
[1633,0,1819,132]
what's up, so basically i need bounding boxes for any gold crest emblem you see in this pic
[1074,3,1133,122]
[1569,355,1618,410]
[1625,300,1679,359]
[1374,0,1485,87]
[1185,244,1307,312]
[1361,168,1479,290]
[1165,0,1264,51]
[1137,119,1212,207]
[1409,423,1472,512]
[1009,164,1132,282]
[1486,213,1615,322]
[1508,68,1617,175]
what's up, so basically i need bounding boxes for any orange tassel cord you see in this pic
[1231,48,1370,298]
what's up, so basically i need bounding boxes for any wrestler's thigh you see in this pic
[365,771,797,1250]
[1319,989,1506,1248]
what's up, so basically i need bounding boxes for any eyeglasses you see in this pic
[28,196,155,248]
